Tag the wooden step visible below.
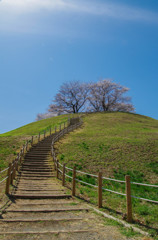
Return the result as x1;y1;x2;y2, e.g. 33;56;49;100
0;217;90;222
6;207;89;212
11;201;78;206
15;189;64;192
21;164;52;167
11;194;72;199
20;169;52;172
18;174;54;177
24;157;49;159
26;154;49;156
21;164;50;166
0;229;95;235
17;177;54;180
18;173;54;175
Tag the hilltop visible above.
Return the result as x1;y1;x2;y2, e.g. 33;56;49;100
56;112;158;183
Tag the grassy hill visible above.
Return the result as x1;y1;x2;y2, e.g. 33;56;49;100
57;112;158;182
0;112;158;237
54;112;158;237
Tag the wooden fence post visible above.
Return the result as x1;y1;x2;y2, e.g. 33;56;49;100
14;158;18;178
16;156;19;171
31;136;33;146
72;166;76;196
20;151;22;164
125;175;132;223
12;160;16;183
26;141;28;152
56;160;59;179
22;145;25;155
98;172;102;208
12;160;15;180
51;145;53;157
54;157;56;171
62;164;65;186
38;132;40;142
5;163;12;194
50;127;51;136
11;161;14;185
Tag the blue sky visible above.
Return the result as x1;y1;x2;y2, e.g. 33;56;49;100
0;0;158;133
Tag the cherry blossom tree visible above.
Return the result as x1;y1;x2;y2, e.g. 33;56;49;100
88;79;134;112
51;81;89;113
36;79;134;121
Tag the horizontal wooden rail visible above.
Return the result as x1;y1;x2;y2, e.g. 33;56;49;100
0;167;9;175
51;117;158;224
0;176;8;184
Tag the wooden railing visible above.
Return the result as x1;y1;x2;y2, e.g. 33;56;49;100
51;119;158;224
0;117;73;197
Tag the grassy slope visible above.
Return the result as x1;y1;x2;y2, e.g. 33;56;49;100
0;112;157;237
0;114;69;169
57;112;158;182
55;112;158;237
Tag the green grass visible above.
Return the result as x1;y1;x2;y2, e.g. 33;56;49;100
1;114;70;137
55;112;158;238
102;218;141;238
57;112;158;181
0;114;71;173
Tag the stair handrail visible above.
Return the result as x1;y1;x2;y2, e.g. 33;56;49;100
1;117;75;195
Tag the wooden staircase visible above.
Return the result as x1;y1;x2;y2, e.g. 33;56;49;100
0;134;129;239
11;135;71;199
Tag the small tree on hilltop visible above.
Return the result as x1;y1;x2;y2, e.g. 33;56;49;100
88;79;134;112
50;81;89;113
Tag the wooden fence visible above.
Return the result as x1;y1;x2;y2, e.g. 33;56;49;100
51;119;158;224
0;116;157;225
0;117;74;197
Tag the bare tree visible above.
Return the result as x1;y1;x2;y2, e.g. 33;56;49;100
51;81;89;113
36;79;134;120
88;79;134;112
